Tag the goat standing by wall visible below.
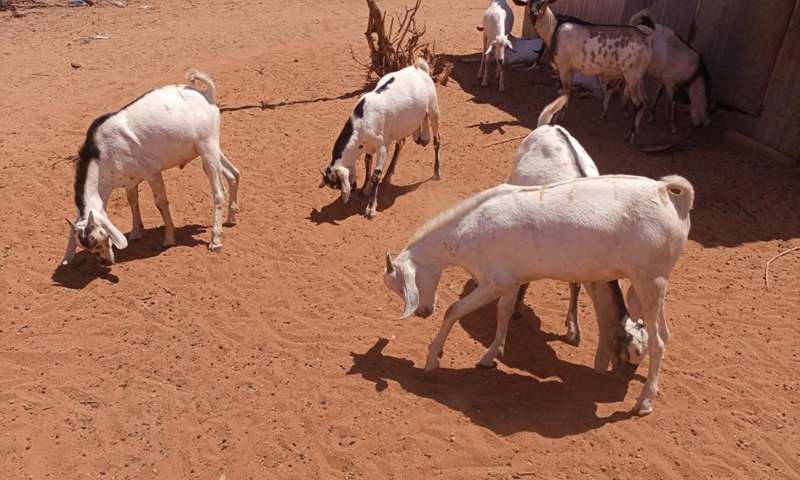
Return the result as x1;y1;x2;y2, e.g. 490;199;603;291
630;10;711;133
513;0;654;144
62;70;240;266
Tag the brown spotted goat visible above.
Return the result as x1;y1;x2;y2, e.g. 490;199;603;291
512;0;654;144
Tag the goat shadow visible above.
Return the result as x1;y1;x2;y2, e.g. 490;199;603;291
347;337;637;439
51;223;208;289
307;180;426;226
455;279;646;383
446;52;800;248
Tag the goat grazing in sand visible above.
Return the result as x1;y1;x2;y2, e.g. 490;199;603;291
384;172;693;415
62;69;240;266
506;95;648;375
513;0;654;143
320;58;441;219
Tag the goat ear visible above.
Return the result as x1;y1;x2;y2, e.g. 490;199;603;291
337;168;352;203
506;39;516;51
385;250;394;274
399;266;419;319
87;210;96;227
101;218;129;250
485;41;495;56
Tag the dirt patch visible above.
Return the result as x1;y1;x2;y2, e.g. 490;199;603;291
0;1;798;479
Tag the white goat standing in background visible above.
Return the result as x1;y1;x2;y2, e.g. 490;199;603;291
478;0;516;92
62;69;240;266
506;95;648;376
320;58;441;219
384;172;694;415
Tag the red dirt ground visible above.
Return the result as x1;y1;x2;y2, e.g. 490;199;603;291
1;1;799;479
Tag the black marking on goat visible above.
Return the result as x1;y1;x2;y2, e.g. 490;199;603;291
77;223;98;249
120;88;156;111
75;112;116;216
375;77;395;94
608;280;629;318
353;97;367;118
330;118;354;165
555;128;586;178
550;14;593;56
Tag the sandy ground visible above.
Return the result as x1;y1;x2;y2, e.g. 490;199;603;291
1;1;799;479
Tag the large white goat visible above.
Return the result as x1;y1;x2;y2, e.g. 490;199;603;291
62;69;240;266
384;174;694;415
512;0;654;143
630;10;711;132
319;58;441;219
506;95;647;375
477;0;515;91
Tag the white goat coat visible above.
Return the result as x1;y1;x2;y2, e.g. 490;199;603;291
506;125;597;186
91;86;219;190
411;176;689;286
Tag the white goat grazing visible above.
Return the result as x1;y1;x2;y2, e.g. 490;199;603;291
62;69;240;266
512;0;654;143
384;174;694;415
320;58;441;219
477;0;515;91
506;95;647;376
630;10;711;132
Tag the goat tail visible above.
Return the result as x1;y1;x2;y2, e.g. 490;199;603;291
537;94;569;128
659;175;694;218
414;57;431;75
628;8;653;27
186;69;216;105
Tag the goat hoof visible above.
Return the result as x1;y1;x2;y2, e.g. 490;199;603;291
364;208;377;220
424;357;440;372
475;361;497;370
162;238;176;249
565;331;581;347
432;172;441;181
129;231;142;241
208;241;222;252
635;398;653;416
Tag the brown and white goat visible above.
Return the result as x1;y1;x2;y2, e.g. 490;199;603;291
512;0;654;144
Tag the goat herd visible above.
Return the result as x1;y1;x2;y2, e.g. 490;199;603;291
60;0;712;416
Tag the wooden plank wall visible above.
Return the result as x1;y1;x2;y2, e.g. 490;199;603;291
741;1;800;160
692;0;794;115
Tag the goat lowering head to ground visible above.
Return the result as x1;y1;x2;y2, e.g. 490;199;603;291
62;69;240;267
384;173;694;415
629;9;711;133
319;58;441;219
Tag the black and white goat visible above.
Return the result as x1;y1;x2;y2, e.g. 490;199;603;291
62;70;240;266
630;10;711;132
512;0;654;143
477;0;516;91
319;58;441;219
